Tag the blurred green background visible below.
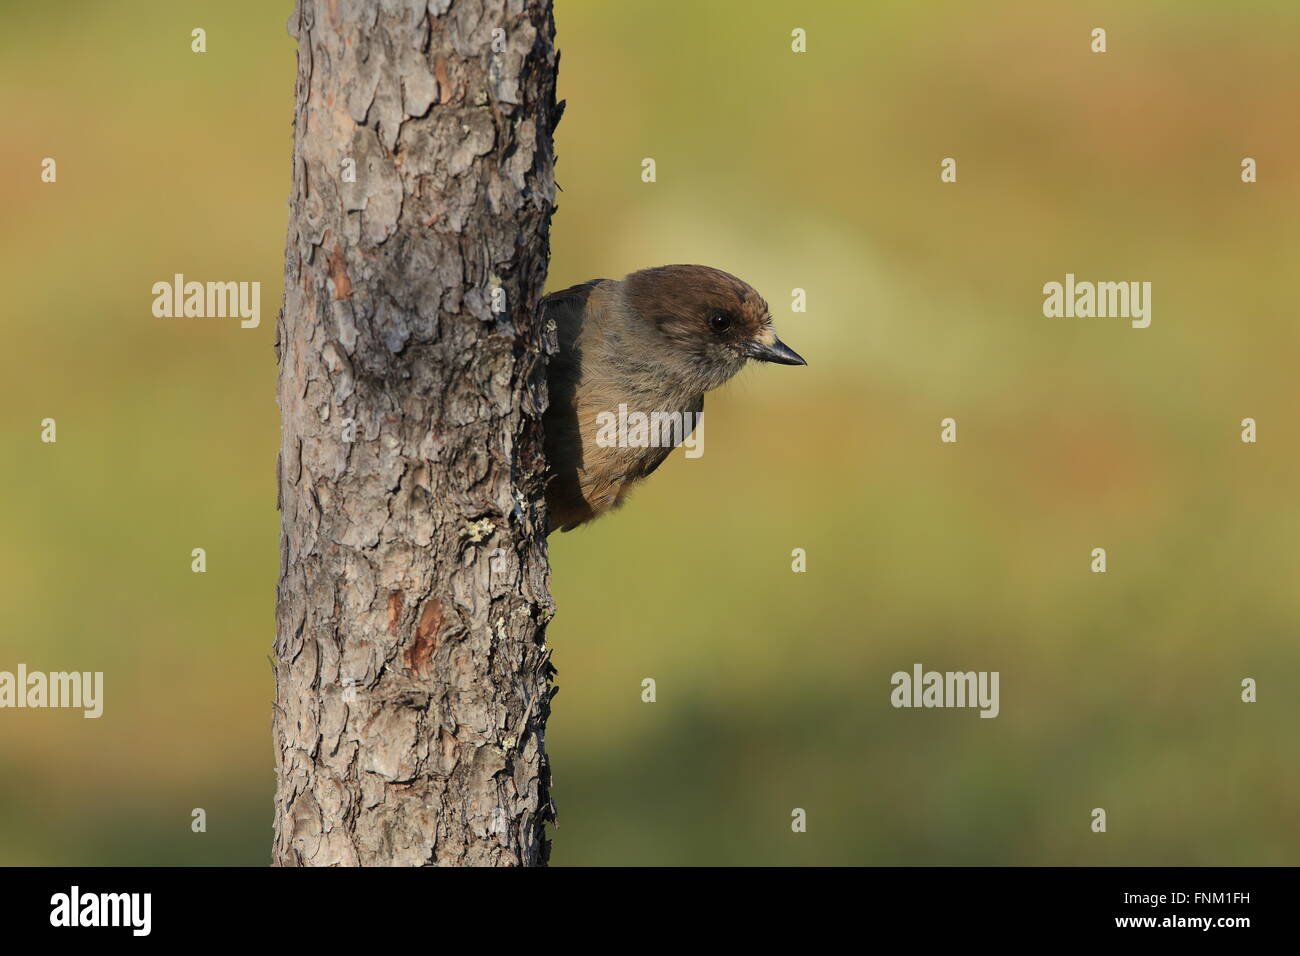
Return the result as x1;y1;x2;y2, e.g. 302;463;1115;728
2;0;1298;865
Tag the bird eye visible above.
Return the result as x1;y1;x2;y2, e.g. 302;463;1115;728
709;313;732;334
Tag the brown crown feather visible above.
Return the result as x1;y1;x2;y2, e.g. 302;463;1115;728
622;264;771;348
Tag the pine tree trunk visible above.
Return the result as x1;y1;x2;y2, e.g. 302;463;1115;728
272;0;559;867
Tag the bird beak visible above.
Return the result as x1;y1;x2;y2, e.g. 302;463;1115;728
745;336;807;366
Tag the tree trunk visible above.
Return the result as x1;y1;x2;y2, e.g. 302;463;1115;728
272;0;560;867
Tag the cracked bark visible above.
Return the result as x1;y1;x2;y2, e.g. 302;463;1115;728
273;0;560;866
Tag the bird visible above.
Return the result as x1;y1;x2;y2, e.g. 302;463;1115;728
540;264;806;533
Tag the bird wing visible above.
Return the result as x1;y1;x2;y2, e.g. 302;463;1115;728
541;279;606;368
540;278;606;421
541;280;606;532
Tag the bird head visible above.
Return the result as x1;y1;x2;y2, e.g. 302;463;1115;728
621;264;806;393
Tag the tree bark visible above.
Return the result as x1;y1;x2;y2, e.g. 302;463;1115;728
272;0;559;866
